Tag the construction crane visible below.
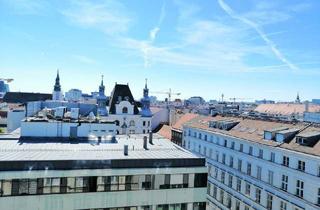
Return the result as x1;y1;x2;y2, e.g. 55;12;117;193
229;97;252;103
150;88;181;102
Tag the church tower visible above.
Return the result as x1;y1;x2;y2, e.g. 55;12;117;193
140;79;152;117
97;75;108;116
52;70;63;101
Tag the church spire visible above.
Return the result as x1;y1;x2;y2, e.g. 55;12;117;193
54;69;61;92
296;92;301;103
52;69;63;101
99;75;105;95
143;78;149;98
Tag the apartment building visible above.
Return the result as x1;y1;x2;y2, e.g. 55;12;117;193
0;117;207;210
182;115;320;210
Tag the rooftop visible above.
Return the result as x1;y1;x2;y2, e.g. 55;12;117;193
0;133;204;171
184;115;320;157
255;103;320;115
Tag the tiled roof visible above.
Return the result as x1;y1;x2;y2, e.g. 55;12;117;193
184;115;320;157
172;113;198;131
157;124;172;140
255;103;320;115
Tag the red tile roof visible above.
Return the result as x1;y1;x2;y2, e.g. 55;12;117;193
157;124;172;140
172;113;198;131
255;103;320;115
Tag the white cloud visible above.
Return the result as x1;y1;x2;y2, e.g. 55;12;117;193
72;55;97;65
217;0;299;71
1;0;48;15
62;0;131;35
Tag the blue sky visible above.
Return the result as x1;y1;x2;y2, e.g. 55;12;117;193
0;0;319;101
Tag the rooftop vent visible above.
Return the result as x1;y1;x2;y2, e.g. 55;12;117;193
209;120;239;131
263;127;288;141
124;144;128;156
296;132;320;147
143;136;148;150
149;132;153;144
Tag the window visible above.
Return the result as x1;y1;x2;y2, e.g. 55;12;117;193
245;183;250;196
255;188;261;203
244;206;249;210
239;144;243;152
258;149;263;158
228;175;233;188
221;171;225;183
267;194;273;210
204;135;207;141
236;178;241;192
296;180;304;198
281;175;288;191
203;147;207;156
198;133;202;139
283;156;289;167
235;200;240;210
257;166;262;180
194;173;207;187
248;146;253;155
270;152;275;162
226;194;232;208
222;154;226;164
143;121;146;126
224;139;227;147
280;201;287;210
215;151;219;161
268;170;274;185
229;156;234;168
297;160;305;171
122;107;128;114
318;166;320;177
213;185;217;199
129;120;135;126
247;163;251;176
238;159;242;171
220;189;224;202
231;142;235;149
214;168;218;179
317;188;320;205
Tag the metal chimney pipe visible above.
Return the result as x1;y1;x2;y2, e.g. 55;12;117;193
149;132;153;144
143;136;148;150
124;145;128;156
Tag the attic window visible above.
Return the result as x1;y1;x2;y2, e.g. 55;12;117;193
122;107;128;114
296;137;306;145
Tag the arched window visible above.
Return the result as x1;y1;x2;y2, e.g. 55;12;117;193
129;120;135;126
115;120;120;126
122;107;128;114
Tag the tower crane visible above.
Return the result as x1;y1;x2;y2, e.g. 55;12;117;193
150;88;181;102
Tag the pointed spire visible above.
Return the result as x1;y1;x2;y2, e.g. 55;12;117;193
99;74;105;95
54;69;61;92
101;75;104;86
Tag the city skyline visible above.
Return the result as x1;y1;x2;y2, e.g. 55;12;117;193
1;0;319;101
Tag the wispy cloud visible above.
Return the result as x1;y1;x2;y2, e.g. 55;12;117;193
62;0;132;35
72;54;97;65
142;2;167;68
1;0;48;15
217;0;299;71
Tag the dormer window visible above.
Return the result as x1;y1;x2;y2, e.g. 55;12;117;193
122;107;128;114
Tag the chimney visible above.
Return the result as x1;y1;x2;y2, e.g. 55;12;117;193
149;132;153;144
124;145;128;156
143;136;148;150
